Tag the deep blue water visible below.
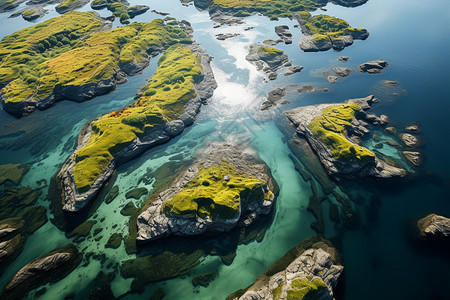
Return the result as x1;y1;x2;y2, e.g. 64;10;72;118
0;0;449;299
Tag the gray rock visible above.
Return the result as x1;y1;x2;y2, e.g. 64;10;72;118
384;80;398;86
338;56;350;62
358;60;389;73
400;133;421;148
260;87;286;110
333;67;353;77
128;5;150;18
405;123;420;132
299;35;332;52
21;7;46;21
403;151;423;166
263;39;282;46
216;33;240;40
327;75;338;83
418;214;450;238
275;25;292;44
284;65;304;76
385;126;397;135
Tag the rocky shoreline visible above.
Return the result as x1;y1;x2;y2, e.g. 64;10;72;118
56;42;217;213
285;95;406;179
136;142;277;242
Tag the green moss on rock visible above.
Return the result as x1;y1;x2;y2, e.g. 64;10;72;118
286;277;328;300
308;104;375;162
162;163;268;220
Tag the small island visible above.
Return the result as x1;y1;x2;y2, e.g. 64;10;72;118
285;95;406;179
136;142;277;242
296;12;369;52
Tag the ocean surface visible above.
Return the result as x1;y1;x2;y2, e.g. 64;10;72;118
0;0;449;299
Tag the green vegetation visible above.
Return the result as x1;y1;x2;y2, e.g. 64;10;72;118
105;233;122;248
301;12;368;41
56;0;84;13
125;187;148;199
22;9;35;16
0;13;188;114
0;164;28;185
66;220;96;237
308;104;375;162
107;2;130;24
272;283;284;299
0;12;104;103
257;46;283;58
211;0;327;20
286;277;328;300
162;163;270;220
73;42;201;193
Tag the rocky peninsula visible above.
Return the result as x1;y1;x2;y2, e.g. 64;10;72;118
227;237;343;300
0;13;191;118
57;36;217;212
136;142;277;242
417;214;450;239
285;95;406;179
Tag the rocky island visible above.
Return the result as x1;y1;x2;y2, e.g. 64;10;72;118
227;237;343;300
136;142;277;242
296;12;369;52
246;44;290;80
0;12;190;117
285;95;406;179
56;27;217;212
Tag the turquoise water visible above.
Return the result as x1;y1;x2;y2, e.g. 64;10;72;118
0;0;449;299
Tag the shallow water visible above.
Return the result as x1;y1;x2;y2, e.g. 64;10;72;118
0;0;449;299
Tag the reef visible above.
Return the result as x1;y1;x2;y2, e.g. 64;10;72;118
136;142;277;242
0;164;28;185
57;24;217;212
0;13;190;118
227;236;343;300
285;95;407;179
296;12;369;52
1;244;82;299
246;44;290;80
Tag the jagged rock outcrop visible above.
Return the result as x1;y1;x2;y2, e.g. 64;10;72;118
136;142;277;242
228;238;343;300
285;95;406;179
261;87;286;110
358;60;389;73
57;42;217;213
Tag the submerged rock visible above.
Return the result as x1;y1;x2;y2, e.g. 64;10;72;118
338;56;350;62
0;164;28;185
227;237;343;300
358;60;389;73
417;214;450;238
284;65;303;76
1;244;82;299
136;142;277;242
285;95;406;179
